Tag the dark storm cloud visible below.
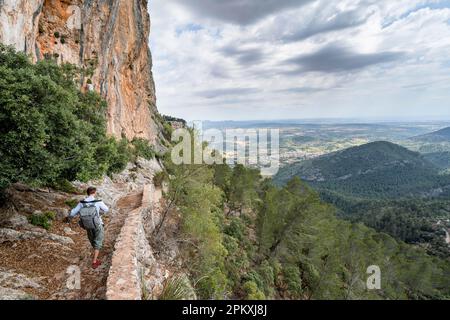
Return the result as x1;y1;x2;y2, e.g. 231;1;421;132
197;87;259;99
219;46;265;66
282;8;373;42
173;0;316;25
285;45;405;73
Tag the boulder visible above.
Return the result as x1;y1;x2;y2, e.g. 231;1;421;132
0;228;74;246
0;213;29;229
55;208;69;221
63;227;77;236
0;268;42;290
0;287;34;300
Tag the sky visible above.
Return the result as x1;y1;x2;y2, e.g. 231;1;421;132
148;0;450;121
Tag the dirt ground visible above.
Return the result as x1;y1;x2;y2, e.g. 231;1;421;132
0;189;143;300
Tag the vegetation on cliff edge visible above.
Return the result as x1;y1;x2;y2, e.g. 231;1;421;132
160;139;450;300
0;45;157;193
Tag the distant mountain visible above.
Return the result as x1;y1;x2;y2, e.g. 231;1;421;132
274;141;450;199
412;127;450;143
424;151;450;170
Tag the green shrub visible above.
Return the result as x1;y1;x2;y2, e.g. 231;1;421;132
153;171;166;187
51;179;80;194
163;122;174;140
65;199;79;208
282;265;303;299
29;211;56;230
162;115;186;126
243;271;265;291
131;138;156;160
0;45;135;191
243;281;266;300
97;137;132;175
44;211;56;221
224;218;246;241
54;32;60;38
257;260;276;298
223;235;250;290
194;267;228;300
159;274;196;300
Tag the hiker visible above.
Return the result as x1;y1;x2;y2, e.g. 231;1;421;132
68;187;109;269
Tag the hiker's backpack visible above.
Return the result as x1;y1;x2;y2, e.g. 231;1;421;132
79;200;102;230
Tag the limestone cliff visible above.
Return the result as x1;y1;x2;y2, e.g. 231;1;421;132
0;0;160;142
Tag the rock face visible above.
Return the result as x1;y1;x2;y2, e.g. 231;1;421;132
0;0;160;142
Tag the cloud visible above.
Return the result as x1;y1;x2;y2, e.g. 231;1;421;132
219;46;265;66
282;8;374;42
197;88;259;99
285;45;405;73
149;0;450;121
209;66;231;79
278;87;327;94
172;0;315;25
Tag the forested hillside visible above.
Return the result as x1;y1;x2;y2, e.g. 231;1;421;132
274;141;450;199
158;144;450;300
320;191;450;258
424;152;450;170
413;127;450;143
274;141;450;259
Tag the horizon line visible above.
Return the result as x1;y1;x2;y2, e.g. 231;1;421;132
185;117;450;123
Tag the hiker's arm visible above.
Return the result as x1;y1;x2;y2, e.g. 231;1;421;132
69;203;82;218
99;201;109;215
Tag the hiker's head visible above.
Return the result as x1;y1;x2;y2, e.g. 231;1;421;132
87;187;97;197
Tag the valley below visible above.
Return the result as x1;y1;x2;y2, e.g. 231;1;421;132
204;120;450;259
203;120;450;166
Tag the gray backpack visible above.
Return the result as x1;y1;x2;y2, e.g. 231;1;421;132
79;200;102;230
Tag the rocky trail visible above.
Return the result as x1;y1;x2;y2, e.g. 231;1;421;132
0;159;176;300
55;191;144;300
0;187;145;300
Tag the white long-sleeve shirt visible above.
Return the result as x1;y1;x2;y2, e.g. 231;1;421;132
70;196;109;225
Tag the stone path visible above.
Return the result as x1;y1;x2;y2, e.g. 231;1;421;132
0;159;164;300
52;191;143;300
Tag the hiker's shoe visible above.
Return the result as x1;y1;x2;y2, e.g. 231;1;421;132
92;260;102;269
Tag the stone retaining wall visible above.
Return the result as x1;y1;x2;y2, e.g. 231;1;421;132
105;185;155;300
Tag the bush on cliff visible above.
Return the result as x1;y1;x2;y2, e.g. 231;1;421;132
0;45;130;191
131;138;157;161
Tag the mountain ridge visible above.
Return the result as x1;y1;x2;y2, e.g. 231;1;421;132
412;127;450;143
274;141;450;198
